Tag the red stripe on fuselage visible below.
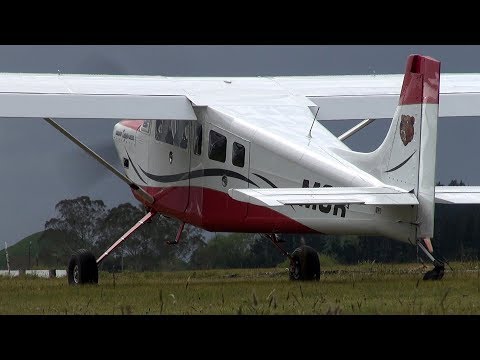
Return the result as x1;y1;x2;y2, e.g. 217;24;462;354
120;120;143;131
132;186;317;234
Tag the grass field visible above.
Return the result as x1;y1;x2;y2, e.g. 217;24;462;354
2;262;480;314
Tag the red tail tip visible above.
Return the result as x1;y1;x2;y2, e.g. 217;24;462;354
409;54;422;73
399;54;440;105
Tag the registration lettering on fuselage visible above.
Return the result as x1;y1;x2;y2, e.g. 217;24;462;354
298;179;347;218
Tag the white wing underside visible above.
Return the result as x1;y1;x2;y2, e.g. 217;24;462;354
435;186;480;204
228;187;419;207
0;73;479;119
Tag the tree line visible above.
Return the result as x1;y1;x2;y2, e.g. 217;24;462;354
38;197;204;271
31;179;480;271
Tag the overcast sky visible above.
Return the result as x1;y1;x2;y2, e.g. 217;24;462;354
1;45;479;246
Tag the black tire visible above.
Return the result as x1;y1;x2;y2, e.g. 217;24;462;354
289;245;320;281
67;249;98;285
423;265;445;281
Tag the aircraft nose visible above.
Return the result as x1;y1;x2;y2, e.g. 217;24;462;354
113;122;124;137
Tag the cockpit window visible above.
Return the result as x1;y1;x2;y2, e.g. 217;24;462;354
173;121;189;149
140;120;151;134
156;120;173;144
155;120;189;149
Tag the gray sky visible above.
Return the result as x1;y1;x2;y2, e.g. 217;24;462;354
1;45;479;246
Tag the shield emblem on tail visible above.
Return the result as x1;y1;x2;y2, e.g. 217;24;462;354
400;115;415;146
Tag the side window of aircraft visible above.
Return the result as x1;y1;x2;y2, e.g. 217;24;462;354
140;120;151;134
232;142;245;167
209;130;227;163
194;124;202;155
155;120;188;149
173;120;189;150
155;120;174;145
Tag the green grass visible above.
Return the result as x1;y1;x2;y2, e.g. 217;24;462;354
2;262;480;314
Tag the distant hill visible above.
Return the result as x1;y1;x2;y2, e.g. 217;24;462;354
0;232;43;269
0;230;72;270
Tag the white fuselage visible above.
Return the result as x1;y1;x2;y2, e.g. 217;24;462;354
113;104;418;244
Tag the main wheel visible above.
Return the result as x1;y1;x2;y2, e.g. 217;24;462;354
67;249;98;285
289;245;320;281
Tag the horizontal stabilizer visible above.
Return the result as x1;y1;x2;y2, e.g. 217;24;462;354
228;187;419;207
435;186;480;204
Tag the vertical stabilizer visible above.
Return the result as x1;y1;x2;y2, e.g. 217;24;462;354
374;54;440;238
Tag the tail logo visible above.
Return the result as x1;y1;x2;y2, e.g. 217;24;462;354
400;115;415;146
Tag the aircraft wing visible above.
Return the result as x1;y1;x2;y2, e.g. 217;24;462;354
228;187;418;207
0;73;196;120
435;186;480;204
1;72;480;120
274;73;480;120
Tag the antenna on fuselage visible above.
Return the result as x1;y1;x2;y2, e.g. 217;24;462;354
307;107;320;139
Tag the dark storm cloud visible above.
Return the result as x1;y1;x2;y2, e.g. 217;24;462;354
0;45;478;245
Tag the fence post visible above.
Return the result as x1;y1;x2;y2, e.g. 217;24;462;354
4;242;10;275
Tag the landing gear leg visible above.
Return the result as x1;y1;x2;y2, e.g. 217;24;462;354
166;222;185;245
263;234;291;259
418;239;445;281
263;234;320;281
67;210;157;285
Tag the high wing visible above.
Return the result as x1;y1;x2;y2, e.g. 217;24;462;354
228;187;418;207
435;186;480;204
0;73;479;120
0;74;196;120
275;73;480;120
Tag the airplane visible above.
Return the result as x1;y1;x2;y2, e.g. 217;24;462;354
2;53;480;284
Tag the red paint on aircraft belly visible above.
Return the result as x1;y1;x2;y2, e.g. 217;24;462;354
132;186;316;234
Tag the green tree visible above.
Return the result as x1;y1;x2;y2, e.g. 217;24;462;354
44;196;107;250
190;233;254;269
39;196;107;266
248;234;286;267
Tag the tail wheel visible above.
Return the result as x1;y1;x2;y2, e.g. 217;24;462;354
423;264;445;281
289;245;320;281
67;249;98;285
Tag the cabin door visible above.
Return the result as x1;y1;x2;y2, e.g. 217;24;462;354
201;123;251;226
147;120;191;215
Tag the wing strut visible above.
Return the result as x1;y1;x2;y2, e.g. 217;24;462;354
338;118;376;142
43;118;154;205
96;210;157;264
